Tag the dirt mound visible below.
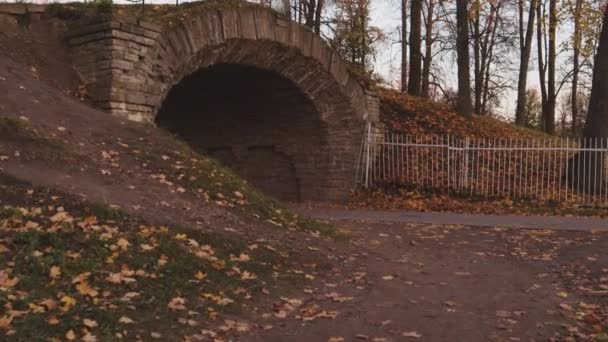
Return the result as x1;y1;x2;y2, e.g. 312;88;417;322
380;89;547;139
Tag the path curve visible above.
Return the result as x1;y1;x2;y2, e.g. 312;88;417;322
298;208;608;231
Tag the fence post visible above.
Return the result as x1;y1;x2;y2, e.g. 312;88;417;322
447;134;451;194
464;137;469;189
364;121;372;189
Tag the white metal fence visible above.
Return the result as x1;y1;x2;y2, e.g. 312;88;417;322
355;123;608;205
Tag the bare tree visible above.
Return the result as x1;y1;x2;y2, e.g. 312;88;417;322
402;0;408;92
456;0;473;116
515;0;537;126
408;0;422;95
583;5;608;138
421;0;435;97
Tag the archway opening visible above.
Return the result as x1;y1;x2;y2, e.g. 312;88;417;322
156;63;328;202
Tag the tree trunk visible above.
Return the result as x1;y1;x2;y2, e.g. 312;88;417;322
456;0;473;117
567;5;608;195
305;0;316;28
408;0;422;96
571;0;582;134
583;6;608;138
421;0;434;98
537;0;549;131
313;0;324;34
545;0;557;134
515;0;536;126
473;2;482;114
402;0;408;93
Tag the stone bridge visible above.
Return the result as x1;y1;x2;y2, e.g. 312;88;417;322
13;3;380;201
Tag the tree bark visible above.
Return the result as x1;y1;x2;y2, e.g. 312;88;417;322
537;0;549;131
402;0;408;93
515;0;537;126
566;5;608;194
421;0;434;98
571;0;582;134
545;0;557;134
583;5;608;138
473;1;482;114
456;0;473;117
408;0;422;96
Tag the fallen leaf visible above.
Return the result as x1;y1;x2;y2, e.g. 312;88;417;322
118;316;135;324
83;318;98;328
168;297;186;310
402;331;423;338
49;266;61;279
65;330;76;340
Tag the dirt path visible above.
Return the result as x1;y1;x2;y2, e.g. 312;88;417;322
297;207;608;231
246;215;608;342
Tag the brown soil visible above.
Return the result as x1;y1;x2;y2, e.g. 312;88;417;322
248;218;608;341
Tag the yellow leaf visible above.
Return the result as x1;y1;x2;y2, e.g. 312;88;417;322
60;296;77;312
195;271;207;280
174;233;188;240
167;297;186;311
76;281;99;298
118;316;135;324
65;329;76;340
72;272;91;284
50;211;72;223
116;238;130;251
40;298;57;310
157;255;168;266
0;315;13;330
140;244;155;251
402;331;423;338
49;266;61;279
82;332;97;342
28;303;46;313
83;318;98;328
241;271;257;281
0;270;19;288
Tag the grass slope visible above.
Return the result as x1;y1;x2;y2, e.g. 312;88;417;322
0;174;297;341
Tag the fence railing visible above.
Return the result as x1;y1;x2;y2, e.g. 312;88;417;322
355;123;608;205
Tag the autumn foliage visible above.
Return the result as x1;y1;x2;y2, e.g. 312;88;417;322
379;89;548;139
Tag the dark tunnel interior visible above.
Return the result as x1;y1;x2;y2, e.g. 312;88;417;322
156;63;328;201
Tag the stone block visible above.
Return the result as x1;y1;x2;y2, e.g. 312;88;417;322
274;17;289;45
200;10;224;46
297;26;314;57
311;38;331;70
238;7;256;40
0;13;18;31
221;8;240;40
253;7;274;40
0;4;26;15
137;20;162;33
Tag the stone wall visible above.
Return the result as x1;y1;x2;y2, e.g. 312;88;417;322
61;5;380;201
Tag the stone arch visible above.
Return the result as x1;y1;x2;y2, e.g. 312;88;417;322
66;4;379;201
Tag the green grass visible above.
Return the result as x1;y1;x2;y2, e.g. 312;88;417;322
0;175;293;341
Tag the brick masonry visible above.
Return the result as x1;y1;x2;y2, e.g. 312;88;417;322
10;4;380;202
